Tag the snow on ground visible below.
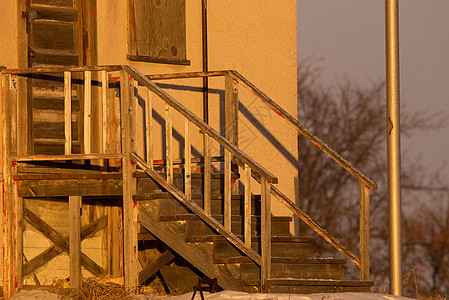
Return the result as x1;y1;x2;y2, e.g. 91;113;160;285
10;290;416;300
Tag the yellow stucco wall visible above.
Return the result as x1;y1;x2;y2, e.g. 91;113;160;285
0;2;18;68
97;0;298;216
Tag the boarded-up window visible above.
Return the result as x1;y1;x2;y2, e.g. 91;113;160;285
128;0;189;65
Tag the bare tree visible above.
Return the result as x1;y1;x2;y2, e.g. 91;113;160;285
296;60;448;297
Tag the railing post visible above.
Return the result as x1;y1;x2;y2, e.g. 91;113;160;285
84;71;92;154
165;104;173;184
64;72;72;154
244;164;252;248
261;179;271;292
145;89;154;169
225;74;238;146
224;149;232;231
360;182;370;280
185;119;192;200
120;70;138;290
69;196;82;288
204;134;211;215
101;70;109;154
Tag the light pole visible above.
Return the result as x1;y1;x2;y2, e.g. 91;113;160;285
385;0;403;295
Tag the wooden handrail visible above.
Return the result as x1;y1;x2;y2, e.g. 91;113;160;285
228;70;377;191
0;65;122;74
124;65;278;184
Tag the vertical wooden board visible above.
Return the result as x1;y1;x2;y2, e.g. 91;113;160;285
244;164;252;248
165;104;173;184
224;150;231;231
145;89;153;168
83;71;92;154
69;196;82;287
133;0;186;60
203;134;211;215
225;75;239;146
184;119;191;200
120;70;138;289
359;183;370;281
261;179;271;292
64;72;72;154
101;71;108;154
12;163;22;293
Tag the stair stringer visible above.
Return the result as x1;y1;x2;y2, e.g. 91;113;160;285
138;201;244;291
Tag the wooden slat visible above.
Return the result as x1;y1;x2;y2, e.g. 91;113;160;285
12;167;23;292
84;71;92;154
101;70;108;154
184;119;191;200
244;164;251;249
261;179;271;292
224;149;232;231
2;74;14;298
359;182;370;281
11;153;124;162
69;196;82;287
64;71;72;154
3;65;122;74
145;89;153;169
120;70;138;289
165;104;173;184
124;66;278;184
138;250;175;284
204;134;211;214
145;70;226;81
225;74;238;146
131;152;262;266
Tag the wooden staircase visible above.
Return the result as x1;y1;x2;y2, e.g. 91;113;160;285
134;171;372;293
1;65;376;298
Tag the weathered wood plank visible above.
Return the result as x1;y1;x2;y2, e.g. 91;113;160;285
145;89;153;168
11;153;123;162
359;182;370;281
64;71;72;154
244;164;251;249
14;173;121;180
84;71;92;153
30;22;75;51
121;70;139;289
69;196;81;287
101;70;108;154
18;178;123;197
165;104;173;184
224;149;232;231
261;179;271;292
138;250;175;284
184;120;191;200
203;134;211;214
225;75;238;146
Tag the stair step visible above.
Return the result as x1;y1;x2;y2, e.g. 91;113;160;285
243;279;373;293
184;216;291;240
134;191;262;216
213;236;318;259
239;258;346;281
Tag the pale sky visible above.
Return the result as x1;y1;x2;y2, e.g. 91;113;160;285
297;0;449;183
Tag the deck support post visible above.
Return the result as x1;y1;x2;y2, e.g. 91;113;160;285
261;179;271;293
69;196;82;288
121;70;138;290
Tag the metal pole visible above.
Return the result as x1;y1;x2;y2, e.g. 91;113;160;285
385;0;403;295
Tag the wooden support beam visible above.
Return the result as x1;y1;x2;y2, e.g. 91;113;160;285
184;120;191;200
69;196;82;288
23;208;105;277
225;74;238;146
121;70;138;289
360;182;370;281
261;179;271;293
165;104;173;184
64;71;72;154
203;134;211;215
23;215;107;277
84;71;92;154
244;164;252;249
145;89;153;169
138;250;175;284
101;70;109;154
224;149;231;231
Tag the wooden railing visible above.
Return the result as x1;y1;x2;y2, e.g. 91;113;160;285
1;65;376;297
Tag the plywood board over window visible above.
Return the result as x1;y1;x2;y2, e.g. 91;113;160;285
128;0;190;65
